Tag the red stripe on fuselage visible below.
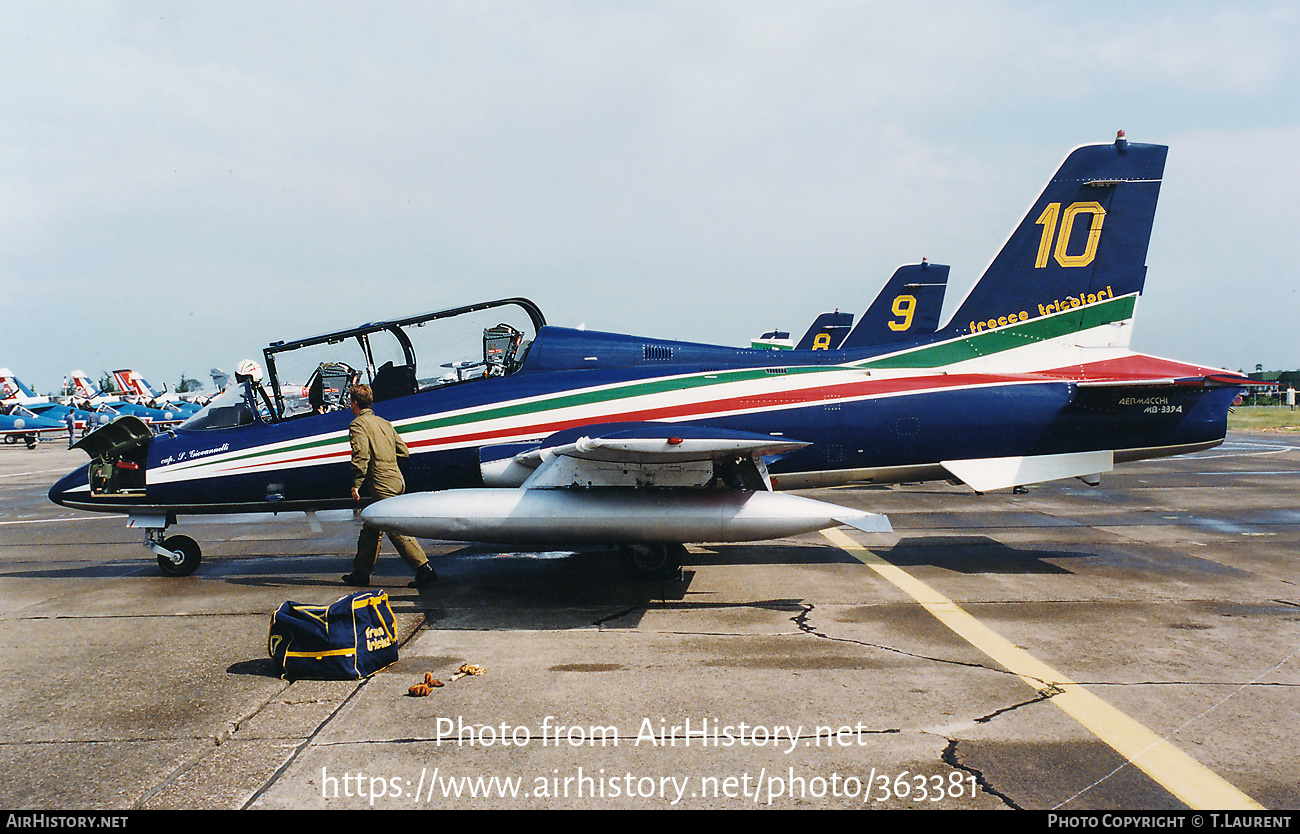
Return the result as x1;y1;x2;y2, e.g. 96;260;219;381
210;370;1026;475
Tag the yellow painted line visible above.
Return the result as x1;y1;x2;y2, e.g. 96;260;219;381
821;527;1263;810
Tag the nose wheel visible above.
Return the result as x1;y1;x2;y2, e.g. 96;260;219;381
147;531;202;577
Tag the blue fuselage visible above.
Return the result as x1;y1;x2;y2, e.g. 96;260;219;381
48;325;1237;516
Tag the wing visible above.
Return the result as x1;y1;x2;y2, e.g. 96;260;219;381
510;422;808;490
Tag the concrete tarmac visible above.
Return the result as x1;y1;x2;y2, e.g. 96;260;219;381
1;433;1296;810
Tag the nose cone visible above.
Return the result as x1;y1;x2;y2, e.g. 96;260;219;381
48;466;90;509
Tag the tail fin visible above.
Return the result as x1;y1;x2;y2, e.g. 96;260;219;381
943;134;1167;346
795;311;854;350
841;261;950;350
750;330;793;350
113;369;157;399
69;371;100;399
0;369;42;403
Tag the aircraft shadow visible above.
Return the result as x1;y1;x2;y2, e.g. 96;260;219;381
698;536;1086;575
1;545;691;630
867;536;1085;574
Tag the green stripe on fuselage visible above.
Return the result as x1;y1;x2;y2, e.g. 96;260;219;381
856;294;1137;369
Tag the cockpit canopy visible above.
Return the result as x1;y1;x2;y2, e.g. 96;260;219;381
180;298;544;430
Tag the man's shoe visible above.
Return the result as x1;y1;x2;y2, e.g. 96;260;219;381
409;565;438;588
342;571;370;587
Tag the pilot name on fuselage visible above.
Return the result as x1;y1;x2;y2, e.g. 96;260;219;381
159;443;230;466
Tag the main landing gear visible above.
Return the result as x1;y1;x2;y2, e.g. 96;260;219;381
620;543;687;581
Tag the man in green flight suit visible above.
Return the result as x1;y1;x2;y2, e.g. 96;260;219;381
341;384;437;588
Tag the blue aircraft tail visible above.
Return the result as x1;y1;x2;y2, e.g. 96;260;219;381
942;133;1167;340
840;262;950;350
795;311;854;350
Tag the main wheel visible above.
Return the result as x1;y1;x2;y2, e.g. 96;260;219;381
158;535;202;577
621;543;685;581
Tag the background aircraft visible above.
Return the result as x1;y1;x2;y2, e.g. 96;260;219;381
752;260;949;351
67;370;189;428
109;369;202;415
209;368;231;392
794;310;855;350
1;368;100;433
50;135;1250;581
1;405;66;448
749;329;794;350
1;369;41;405
839;260;949;349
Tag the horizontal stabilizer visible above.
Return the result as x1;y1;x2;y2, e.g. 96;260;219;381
942;450;1113;492
1077;374;1257;390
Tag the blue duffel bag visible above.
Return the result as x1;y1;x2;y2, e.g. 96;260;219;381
268;590;399;680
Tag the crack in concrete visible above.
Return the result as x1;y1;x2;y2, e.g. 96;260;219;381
942;738;1022;810
791;601;1068;809
789;602;1007;674
923;691;1059;810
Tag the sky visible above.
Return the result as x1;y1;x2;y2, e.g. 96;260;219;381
4;1;1298;395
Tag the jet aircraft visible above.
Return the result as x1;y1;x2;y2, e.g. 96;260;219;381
67;370;189;427
1;369;44;407
757;260;951;351
110;369;201;414
749;329;794;350
840;260;949;349
2;406;66;448
0;369;99;435
50;135;1250;580
794;310;855;351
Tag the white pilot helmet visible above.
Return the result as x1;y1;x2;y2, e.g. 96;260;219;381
235;359;264;383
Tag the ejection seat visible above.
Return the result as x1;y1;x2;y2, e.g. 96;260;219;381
371;361;417;402
307;363;358;413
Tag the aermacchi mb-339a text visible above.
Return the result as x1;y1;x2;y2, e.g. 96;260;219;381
49;133;1251;580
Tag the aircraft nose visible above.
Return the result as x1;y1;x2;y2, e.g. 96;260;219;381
48;467;89;508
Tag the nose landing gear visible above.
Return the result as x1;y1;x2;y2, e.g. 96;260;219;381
140;524;202;577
